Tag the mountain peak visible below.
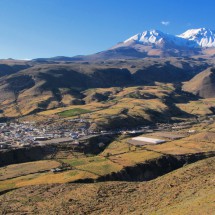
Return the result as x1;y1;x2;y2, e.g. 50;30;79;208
124;29;167;44
178;28;215;47
123;28;215;48
179;28;213;35
70;27;215;61
123;29;194;48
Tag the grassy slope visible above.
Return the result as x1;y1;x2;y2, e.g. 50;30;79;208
3;79;215;130
0;160;60;181
36;84;178;129
0;156;214;214
0;57;210;123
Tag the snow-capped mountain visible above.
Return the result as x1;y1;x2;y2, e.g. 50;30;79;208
178;28;215;47
124;30;168;44
123;28;215;48
124;29;195;47
63;28;215;61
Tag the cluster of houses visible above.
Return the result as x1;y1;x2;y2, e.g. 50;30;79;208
0;114;213;151
0;120;153;150
0;119;90;150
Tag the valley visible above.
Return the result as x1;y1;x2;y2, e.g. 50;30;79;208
0;112;215;194
0;27;215;214
0;126;215;214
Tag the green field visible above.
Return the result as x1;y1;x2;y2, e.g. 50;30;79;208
62;156;123;176
58;108;91;117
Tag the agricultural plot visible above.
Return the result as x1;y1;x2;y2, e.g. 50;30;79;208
0;160;60;181
108;150;161;166
58;108;91;117
0;170;97;192
62;156;123;176
38;102;107;116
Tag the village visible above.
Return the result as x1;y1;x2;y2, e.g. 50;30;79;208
0;118;90;150
0;114;214;151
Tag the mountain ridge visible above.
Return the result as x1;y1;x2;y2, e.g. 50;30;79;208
123;28;215;48
123;29;196;48
32;28;215;62
179;28;215;47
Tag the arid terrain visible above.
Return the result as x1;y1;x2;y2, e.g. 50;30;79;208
0;116;215;214
1;0;215;213
0;56;215;214
0;156;214;215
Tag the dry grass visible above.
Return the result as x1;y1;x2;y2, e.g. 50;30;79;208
145;131;215;155
1;156;214;215
77;160;123;176
0;160;60;180
176;99;215;115
0;170;97;192
62;156;123;176
86;97;168;128
109;150;161;166
16;170;97;187
17;84;173;126
101;138;131;156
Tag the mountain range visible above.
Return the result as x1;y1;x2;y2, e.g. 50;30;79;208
1;26;215;215
124;28;215;48
103;28;215;60
34;28;215;62
0;27;215;120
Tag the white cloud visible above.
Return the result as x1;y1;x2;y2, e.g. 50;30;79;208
161;21;170;26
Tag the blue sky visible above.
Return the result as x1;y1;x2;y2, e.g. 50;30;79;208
0;0;214;59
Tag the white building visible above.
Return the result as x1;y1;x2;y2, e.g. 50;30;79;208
128;136;166;146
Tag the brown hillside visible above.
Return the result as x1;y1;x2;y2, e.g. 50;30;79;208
183;67;215;98
0;58;207;119
0;156;214;214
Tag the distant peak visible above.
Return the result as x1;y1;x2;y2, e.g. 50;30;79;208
179;28;214;36
124;29;169;45
123;28;215;48
179;28;215;47
144;29;163;34
123;29;191;47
